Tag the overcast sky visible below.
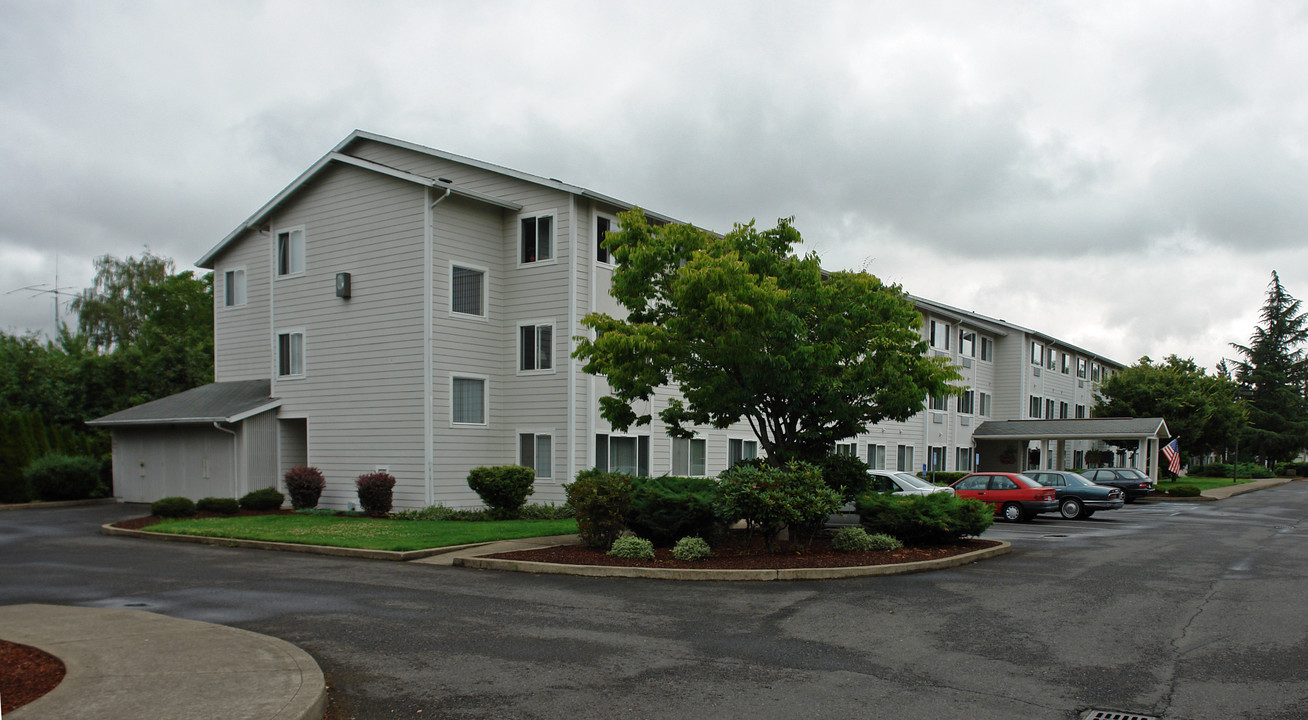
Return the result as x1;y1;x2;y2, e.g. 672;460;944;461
3;0;1307;371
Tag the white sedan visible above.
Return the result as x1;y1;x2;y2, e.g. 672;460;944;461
866;470;955;496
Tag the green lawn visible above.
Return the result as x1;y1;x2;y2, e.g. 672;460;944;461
1161;476;1265;491
144;514;578;552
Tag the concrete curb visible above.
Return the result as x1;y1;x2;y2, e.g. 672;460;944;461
0;498;119;512
100;523;494;561
453;540;1011;581
0;603;325;720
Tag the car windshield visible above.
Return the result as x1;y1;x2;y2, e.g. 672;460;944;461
896;473;938;489
1012;474;1039;488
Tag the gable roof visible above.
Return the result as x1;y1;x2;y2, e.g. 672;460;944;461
972;417;1170;440
87;380;279;427
912;295;1123;369
197;130;683;269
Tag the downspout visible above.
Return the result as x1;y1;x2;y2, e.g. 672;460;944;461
568;196;579;486
425;185;452;507
213;421;239;498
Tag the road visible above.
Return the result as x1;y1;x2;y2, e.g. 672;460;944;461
2;485;1306;720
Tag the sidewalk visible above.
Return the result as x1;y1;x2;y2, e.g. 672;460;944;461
1200;476;1296;499
0;604;325;720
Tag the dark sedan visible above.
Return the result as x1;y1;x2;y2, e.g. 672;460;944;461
1025;470;1125;519
1081;467;1155;503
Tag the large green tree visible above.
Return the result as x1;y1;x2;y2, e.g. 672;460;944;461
574;210;960;464
1230;271;1308;464
1094;354;1244;462
70;251;173;350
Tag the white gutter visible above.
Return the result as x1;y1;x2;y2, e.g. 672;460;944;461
425;187;451;506
568;195;579;484
212;421;239;497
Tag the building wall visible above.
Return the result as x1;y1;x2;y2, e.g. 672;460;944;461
111;426;236;503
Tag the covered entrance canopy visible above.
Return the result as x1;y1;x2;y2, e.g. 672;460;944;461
971;417;1171;482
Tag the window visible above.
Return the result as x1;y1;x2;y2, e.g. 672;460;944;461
519;322;553;372
596;215;618;265
1046;398;1055;420
1031;341;1044;366
1073;450;1085;468
1059;401;1069;419
1029;395;1042;418
451;265;486;317
672;437;707;476
276;228;304;276
1061;352;1070;374
927;446;947;472
1077;358;1088;378
958;390;975;414
834;442;857;457
520;214;554;264
956;448;973;472
728;438;758;467
1047;349;1056;370
519;433;552;479
277;331;304;377
868;444;886;470
224;268;246;307
980;337;993;362
452;376;486;425
930;321;950;350
959;331;976;357
897;445;915;473
1092;363;1101;382
1076;404;1087;419
595;434;649;476
978;392;991;416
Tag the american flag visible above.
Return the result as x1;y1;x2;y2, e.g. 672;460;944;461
1162;438;1181;474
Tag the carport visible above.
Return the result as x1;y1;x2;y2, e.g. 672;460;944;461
971;417;1171;482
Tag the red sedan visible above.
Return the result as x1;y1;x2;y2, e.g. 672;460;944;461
950;472;1059;522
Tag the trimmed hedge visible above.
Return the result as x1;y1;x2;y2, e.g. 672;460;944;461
854;492;994;545
23;453;102;501
356;472;396;517
1167;484;1202;497
239;487;285;511
917;471;966;485
564;469;633;549
625;475;719;546
831;526;903;552
284;466;326;510
196;497;240;514
151;496;196;518
467;465;536;518
1192;462;1274;479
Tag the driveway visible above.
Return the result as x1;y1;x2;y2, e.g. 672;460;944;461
2;485;1307;720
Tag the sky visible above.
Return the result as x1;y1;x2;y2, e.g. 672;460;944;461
3;0;1307;371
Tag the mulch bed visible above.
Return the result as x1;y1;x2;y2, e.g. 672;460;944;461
0;639;66;714
488;533;1000;570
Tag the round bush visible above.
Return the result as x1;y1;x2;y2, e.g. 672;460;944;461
239;487;286;511
356;472;396;517
831;526;876;551
671;536;711;561
607;535;655;560
196;497;239;514
564;469;633;549
23;454;101;501
467;465;536;517
151;496;196;518
813;453;873;501
865;532;904;551
1167;484;1202;497
283;466;326;510
625;475;720;546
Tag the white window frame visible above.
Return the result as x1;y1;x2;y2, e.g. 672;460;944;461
517;320;555;374
1061;352;1071;374
834;441;857;457
959;330;976;358
958;389;975;415
1046;398;1056;419
1076;404;1087;419
728;438;758;467
450;374;489;427
223;267;247;308
275;226;305;277
1030;395;1043;418
956;447;973;472
595;433;649;477
1059;401;1070;419
897;445;915;473
929;394;947;411
276;329;305;379
979;391;992;417
450;261;488;320
518;431;553;479
1077;357;1088;378
595;212;619;266
929;321;951;351
1031;341;1044;366
980;337;993;362
868;444;886;470
518;211;556;266
671;436;708;477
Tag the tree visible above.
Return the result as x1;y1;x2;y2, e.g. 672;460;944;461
1230;271;1308;464
574;210;960;464
1094;354;1244;463
70;251;173;350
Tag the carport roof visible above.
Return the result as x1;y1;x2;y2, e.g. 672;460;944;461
87;380;279;427
972;417;1169;440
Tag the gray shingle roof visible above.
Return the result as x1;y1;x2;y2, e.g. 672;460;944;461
87;380;278;426
972;417;1169;439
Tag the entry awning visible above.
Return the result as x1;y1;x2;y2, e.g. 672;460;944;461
87;380;280;427
972;417;1169;441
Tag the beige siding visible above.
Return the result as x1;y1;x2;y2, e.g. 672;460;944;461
213;230;271;381
240;410;279;494
111;426;236;503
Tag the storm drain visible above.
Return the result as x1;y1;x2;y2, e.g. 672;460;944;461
1081;711;1158;720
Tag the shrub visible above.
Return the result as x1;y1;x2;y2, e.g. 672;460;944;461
855;492;993;545
283;466;326;510
865;532;904;551
151;496;196;518
831;526;874;551
671;536;711;561
714;461;842;550
355;472;396;517
813;453;873;502
1167;484;1202;497
23;454;101;501
1193;462;1274;479
1275;461;1308;477
918;471;967;485
625;475;720;546
518;502;574;520
564;469;633;549
238;487;286;511
607;535;655;559
467;465;536;518
196;497;240;514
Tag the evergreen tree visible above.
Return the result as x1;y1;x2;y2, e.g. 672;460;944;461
1230;271;1308;464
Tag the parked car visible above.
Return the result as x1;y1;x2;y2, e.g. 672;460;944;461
866;470;955;496
949;472;1059;522
1024;470;1125;519
1080;467;1155;503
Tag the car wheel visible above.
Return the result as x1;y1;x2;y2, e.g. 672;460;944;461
1059;498;1084;520
1083;510;1095;519
1123;494;1135;504
1002;503;1025;522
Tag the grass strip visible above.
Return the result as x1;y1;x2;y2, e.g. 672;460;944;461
1158;476;1263;491
145;514;578;552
